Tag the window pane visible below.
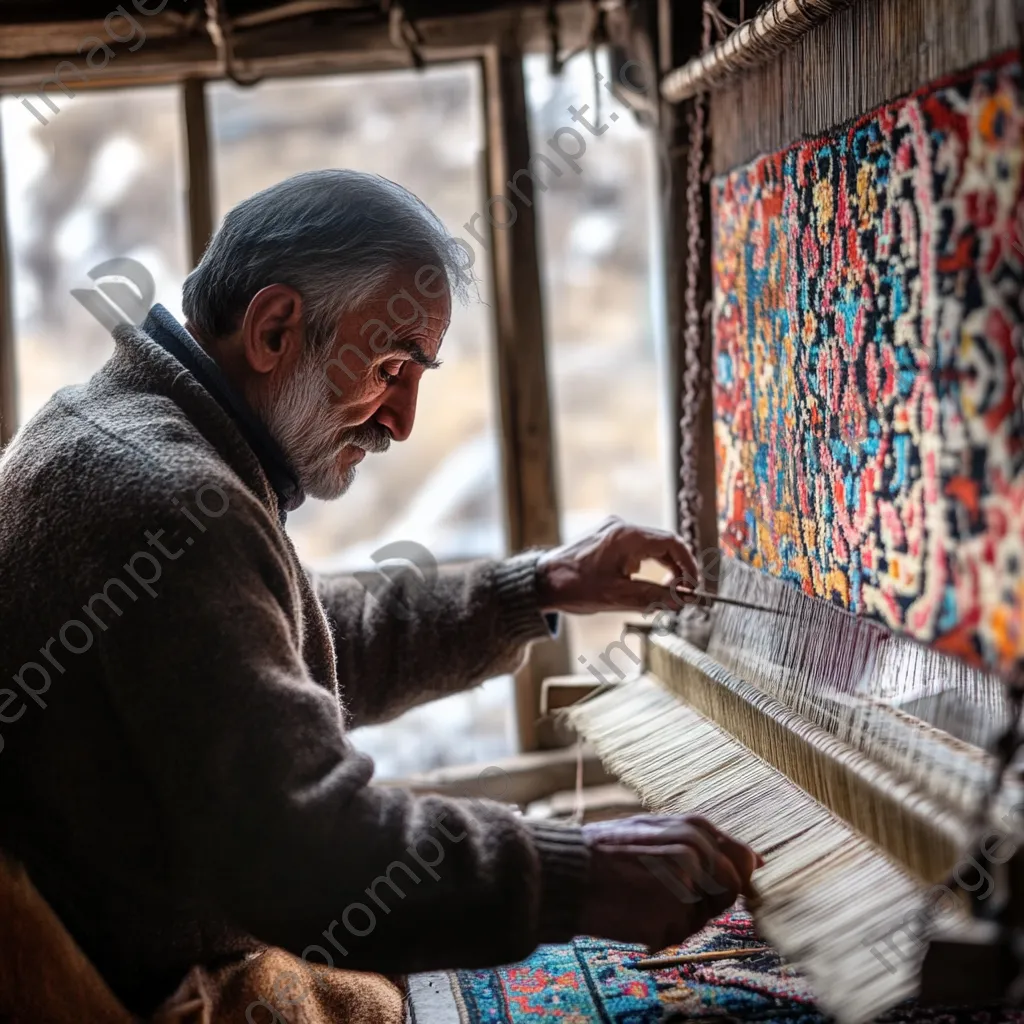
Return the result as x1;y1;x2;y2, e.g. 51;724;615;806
2;87;189;426
208;65;504;572
208;65;513;775
346;675;516;779
525;52;671;669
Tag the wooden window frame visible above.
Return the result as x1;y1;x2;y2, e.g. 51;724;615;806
182;78;215;269
478;45;571;750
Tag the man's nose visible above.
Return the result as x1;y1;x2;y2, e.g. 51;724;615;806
374;377;419;443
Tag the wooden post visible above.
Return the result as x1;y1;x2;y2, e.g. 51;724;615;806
182;78;215;268
657;1;718;578
479;46;570;750
0;105;17;447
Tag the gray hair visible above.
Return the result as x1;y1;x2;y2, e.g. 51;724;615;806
182;169;470;347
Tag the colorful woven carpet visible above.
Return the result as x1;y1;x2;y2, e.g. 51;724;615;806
415;908;1024;1023
711;53;1024;675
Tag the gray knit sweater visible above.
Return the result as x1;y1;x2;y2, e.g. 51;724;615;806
0;322;590;1012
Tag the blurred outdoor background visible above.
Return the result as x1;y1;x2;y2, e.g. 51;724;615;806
1;53;670;775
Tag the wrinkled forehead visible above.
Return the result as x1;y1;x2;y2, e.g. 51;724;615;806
379;266;452;328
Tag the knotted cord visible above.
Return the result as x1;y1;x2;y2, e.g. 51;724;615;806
677;2;714;552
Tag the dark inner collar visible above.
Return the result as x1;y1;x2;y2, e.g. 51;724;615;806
141;304;305;518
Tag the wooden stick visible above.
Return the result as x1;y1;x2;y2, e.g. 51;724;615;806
632;946;768;969
674;588;786;615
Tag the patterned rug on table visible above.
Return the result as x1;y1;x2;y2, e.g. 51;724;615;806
406;908;1024;1024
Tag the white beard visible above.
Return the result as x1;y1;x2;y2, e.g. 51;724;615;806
251;348;359;501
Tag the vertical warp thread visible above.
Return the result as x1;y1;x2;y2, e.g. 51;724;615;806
571;737;585;825
661;0;859;103
705;558;1012;814
707;0;1018;173
565;675;932;1024
678;4;714;551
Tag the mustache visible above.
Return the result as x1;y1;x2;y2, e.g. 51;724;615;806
339;422;392;454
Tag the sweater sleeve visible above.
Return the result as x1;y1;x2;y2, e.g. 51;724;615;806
312;553;556;727
96;482;590;974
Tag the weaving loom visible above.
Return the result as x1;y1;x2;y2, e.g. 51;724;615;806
569;0;1024;1019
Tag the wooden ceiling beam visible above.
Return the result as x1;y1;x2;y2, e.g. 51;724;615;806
0;10;202;61
0;2;592;89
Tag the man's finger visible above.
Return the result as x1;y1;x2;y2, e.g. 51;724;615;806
634;531;699;582
619;841;742;902
666;838;744;905
647;818;761;896
714;835;763;893
639;849;742;917
606;524;698;582
672;825;720;870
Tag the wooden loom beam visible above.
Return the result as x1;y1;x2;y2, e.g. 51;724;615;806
648;633;972;882
660;0;860;103
703;0;1021;173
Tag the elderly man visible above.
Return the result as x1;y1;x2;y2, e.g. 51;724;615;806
0;170;757;1017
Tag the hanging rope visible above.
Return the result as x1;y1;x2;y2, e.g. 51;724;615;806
204;0;263;87
385;1;425;69
588;0;606;127
676;3;714;553
704;0;740;41
546;0;564;76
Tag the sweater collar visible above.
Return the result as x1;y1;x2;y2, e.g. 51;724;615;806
141;304;305;519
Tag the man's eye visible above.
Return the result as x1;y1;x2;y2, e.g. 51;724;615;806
378;362;403;384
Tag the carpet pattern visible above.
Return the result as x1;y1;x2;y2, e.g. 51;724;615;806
711;53;1024;675
445;909;1024;1022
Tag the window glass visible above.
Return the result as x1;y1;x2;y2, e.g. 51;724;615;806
348;679;515;780
2;87;189;426
524;51;672;672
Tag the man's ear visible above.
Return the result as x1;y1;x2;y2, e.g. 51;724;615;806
240;284;306;375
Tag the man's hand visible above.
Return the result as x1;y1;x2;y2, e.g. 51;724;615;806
578;814;762;950
536;516;700;614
